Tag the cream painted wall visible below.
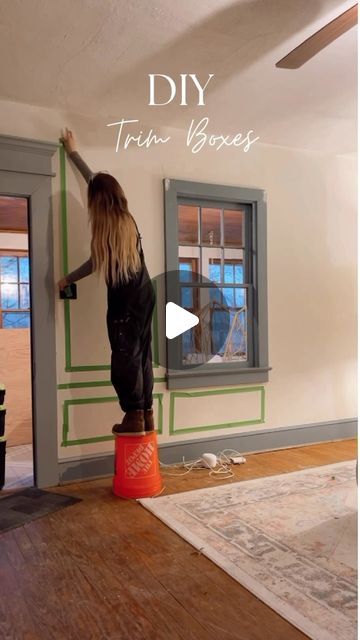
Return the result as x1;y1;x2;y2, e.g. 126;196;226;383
0;98;356;462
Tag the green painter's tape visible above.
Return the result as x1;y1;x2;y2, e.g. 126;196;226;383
57;376;165;390
64;300;72;372
170;385;262;398
58;146;161;374
65;435;115;446
61;396;118;447
61;392;164;446
58;381;113;390
260;386;265;421
169;385;265;435
156;393;164;435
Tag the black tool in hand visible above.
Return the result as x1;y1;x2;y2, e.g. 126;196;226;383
59;283;77;300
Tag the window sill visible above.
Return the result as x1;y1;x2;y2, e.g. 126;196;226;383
166;366;272;389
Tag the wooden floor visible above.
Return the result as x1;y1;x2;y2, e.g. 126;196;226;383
0;439;357;640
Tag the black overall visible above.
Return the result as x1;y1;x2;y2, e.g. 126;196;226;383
106;236;155;413
65;151;155;413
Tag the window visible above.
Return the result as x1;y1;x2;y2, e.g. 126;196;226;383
0;252;30;328
177;203;250;365
164;179;269;388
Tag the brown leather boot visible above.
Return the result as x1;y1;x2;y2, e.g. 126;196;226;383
144;409;155;432
112;410;145;436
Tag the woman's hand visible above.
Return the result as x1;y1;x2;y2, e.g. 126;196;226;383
57;277;69;291
60;128;77;154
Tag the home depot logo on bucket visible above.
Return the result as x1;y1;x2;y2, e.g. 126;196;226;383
125;441;156;478
113;431;162;499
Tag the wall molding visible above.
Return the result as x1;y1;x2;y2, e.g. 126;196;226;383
57;417;357;484
0;135;58;176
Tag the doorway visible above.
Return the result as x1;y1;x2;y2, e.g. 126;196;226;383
0;195;33;490
0;134;59;489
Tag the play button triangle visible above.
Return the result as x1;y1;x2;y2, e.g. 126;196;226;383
166;302;199;340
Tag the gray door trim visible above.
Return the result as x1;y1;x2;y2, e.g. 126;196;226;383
0;135;59;487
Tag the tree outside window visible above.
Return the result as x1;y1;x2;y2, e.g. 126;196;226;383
0;253;30;329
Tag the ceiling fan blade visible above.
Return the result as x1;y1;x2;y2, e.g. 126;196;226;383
276;4;358;69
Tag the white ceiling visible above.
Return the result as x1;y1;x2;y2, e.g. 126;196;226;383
0;0;357;152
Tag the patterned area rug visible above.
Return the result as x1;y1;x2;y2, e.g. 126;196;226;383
0;487;81;533
141;460;357;640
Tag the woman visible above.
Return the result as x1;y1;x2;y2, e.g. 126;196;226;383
59;129;155;436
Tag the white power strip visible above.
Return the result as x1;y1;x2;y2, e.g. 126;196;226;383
230;456;246;464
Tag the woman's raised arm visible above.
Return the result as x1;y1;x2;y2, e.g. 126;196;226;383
60;128;94;184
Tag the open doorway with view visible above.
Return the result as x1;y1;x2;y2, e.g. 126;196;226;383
0;135;58;490
0;195;33;490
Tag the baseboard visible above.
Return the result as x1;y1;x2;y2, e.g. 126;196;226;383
57;417;357;484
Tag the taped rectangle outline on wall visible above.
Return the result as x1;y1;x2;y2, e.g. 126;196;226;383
59;145;161;374
61;392;163;446
169;386;265;435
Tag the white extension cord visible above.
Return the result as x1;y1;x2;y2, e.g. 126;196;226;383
144;450;248;498
229;456;247;464
159;449;247;479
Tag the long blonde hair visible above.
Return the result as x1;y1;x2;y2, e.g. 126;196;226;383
88;172;141;285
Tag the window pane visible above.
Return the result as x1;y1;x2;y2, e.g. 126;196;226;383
211;308;232;357
208;263;221;283
201;208;221;245
224;209;244;247
180;286;247;365
181;287;194;309
235;288;246;307
182;330;195;363
222;287;235;308
0;256;18;283
182;286;228;365
235;264;243;283
224;263;234;283
20;284;30;309
179;262;193;283
19;257;29;282
178;205;199;245
209;287;221;304
1;283;18;309
178;251;200;281
3;312;30;329
221;289;248;362
224;250;244;283
202;247;221;283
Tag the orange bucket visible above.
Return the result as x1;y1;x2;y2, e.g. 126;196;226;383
113;430;162;499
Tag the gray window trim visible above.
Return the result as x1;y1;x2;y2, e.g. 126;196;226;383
163;178;271;389
0;134;58;487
